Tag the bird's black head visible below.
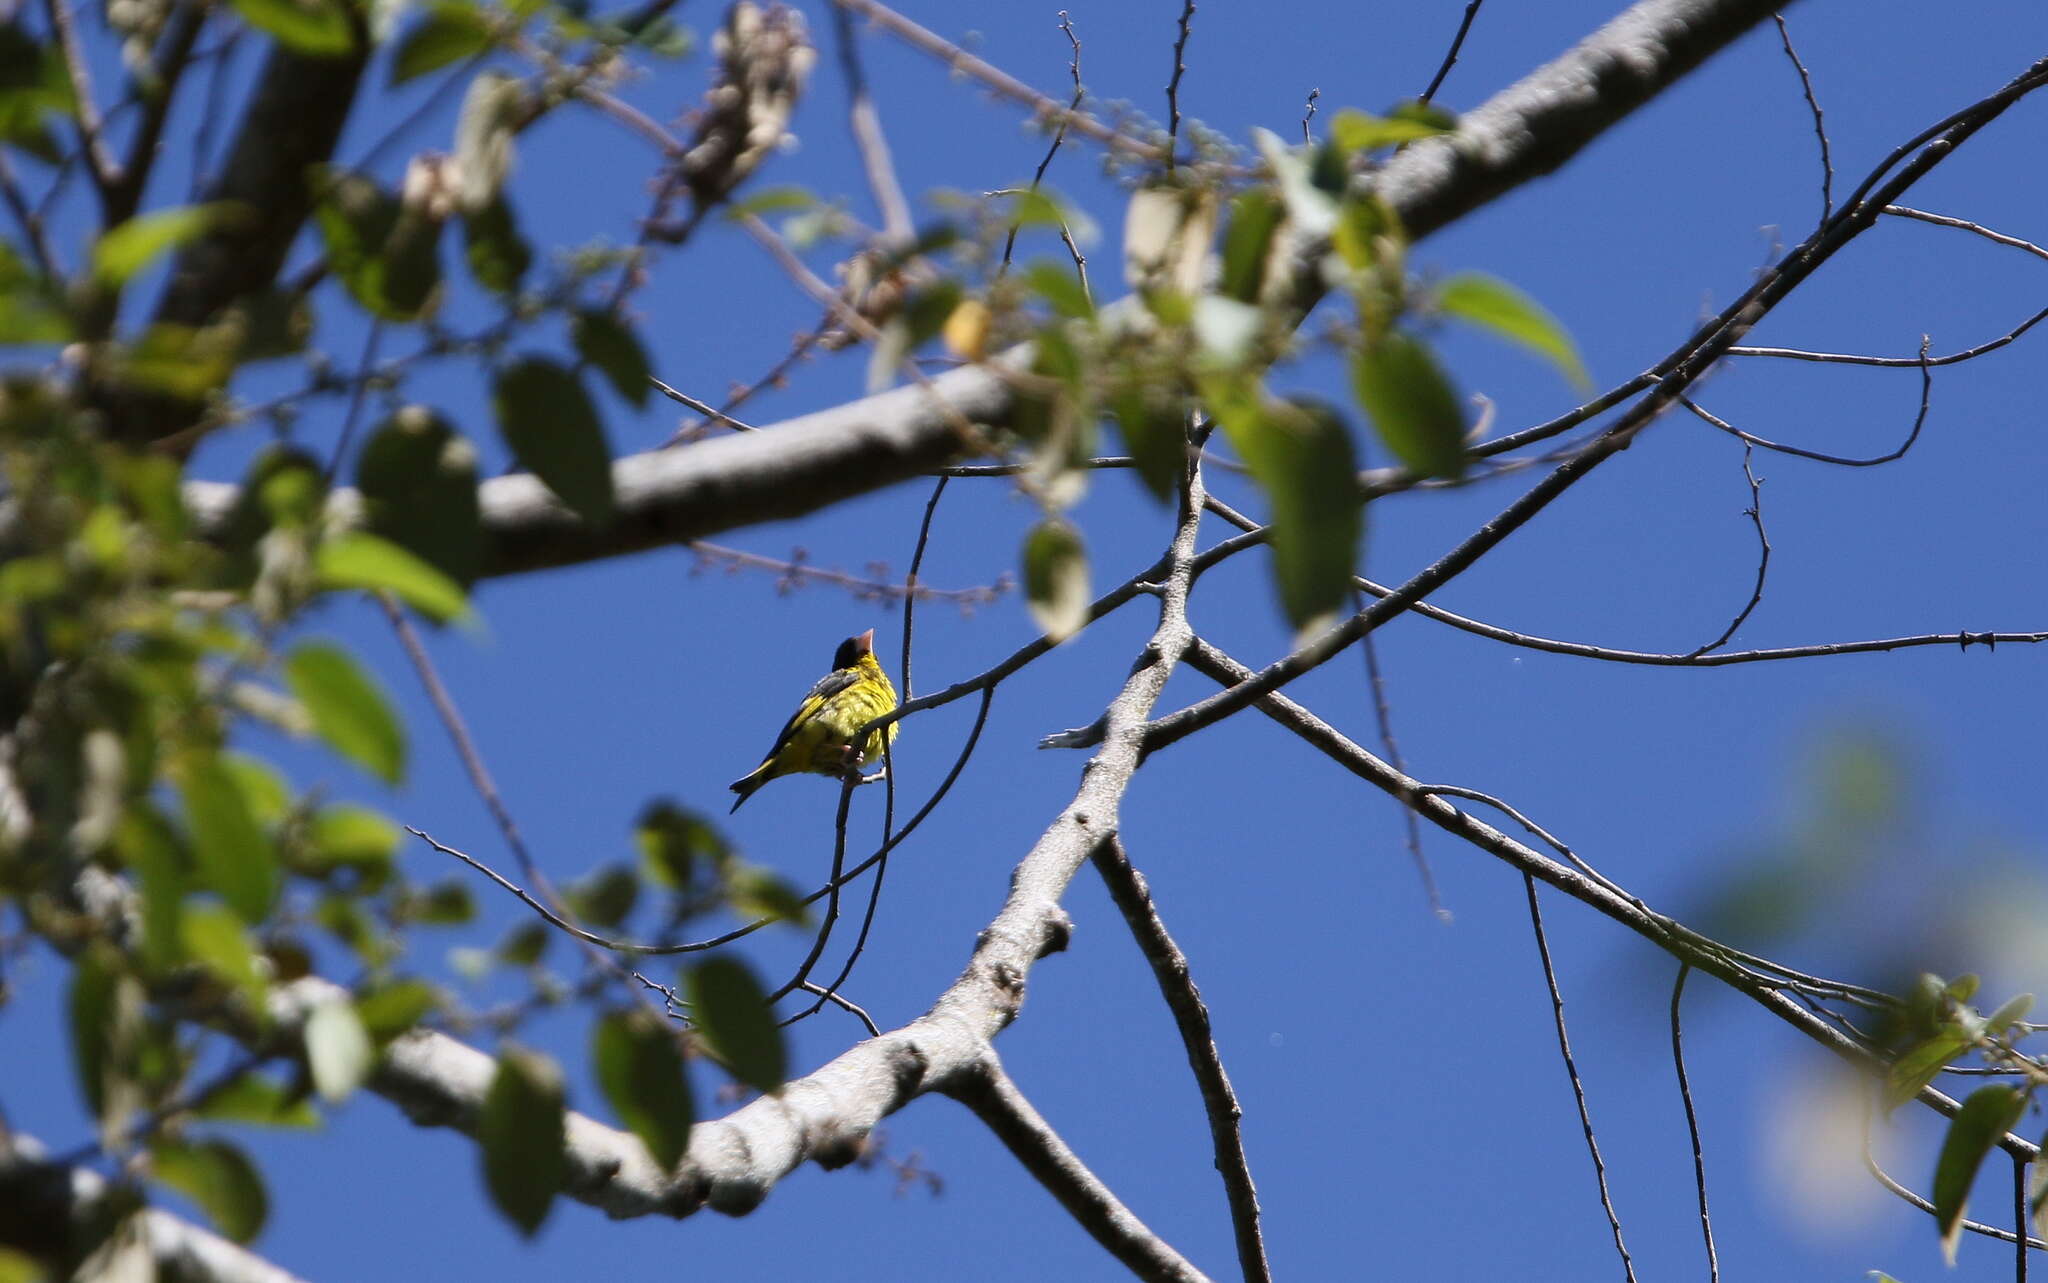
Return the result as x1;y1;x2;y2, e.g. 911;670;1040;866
832;629;875;670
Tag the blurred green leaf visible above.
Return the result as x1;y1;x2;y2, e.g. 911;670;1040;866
306;804;399;875
593;1008;696;1169
92;205;244;287
116;807;190;973
356;407;484;586
316;531;471;623
494;356;615;525
312;170;441;322
150;1139;269;1243
1212;391;1363;634
179;902;268;1012
729;186;815;217
566;863;639;928
1328;106;1455;154
229;0;357;54
1933;1085;2026;1263
283;641;406;784
635;800;728;890
177;754;277;923
495;920;550;967
305;996;375;1102
195;1075;320;1128
70;944;122;1120
1435;272;1590;391
1351;330;1464;479
1218;189;1285;304
1022;518;1089;643
573;310;652;409
1885;1030;1975;1113
390;4;490;83
356;978;439;1044
1108;384;1185;504
686;956;785;1094
1192;295;1262;370
1253;128;1335;240
480;1045;567;1236
403;879;476;926
1023;261;1092;320
727;865;808;927
462;195;532;295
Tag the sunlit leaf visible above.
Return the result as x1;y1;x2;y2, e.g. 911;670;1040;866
1218;189;1285;304
179;902;268;1012
356;978;440;1044
195;1075;320;1128
315;531;471;623
150;1139;269;1243
305;996;375;1102
1351;330;1465;479
1884;1030;1974;1113
306;804;399;875
727;865;808;927
686;957;785;1095
228;0;357;56
593;1008;696;1169
1212;391;1363;634
1022;518;1089;643
1328;106;1456;154
1435;272;1590;391
93;204;245;286
494;356;615;525
480;1045;566;1235
177;754;277;923
390;4;491;83
283;641;406;784
1023;261;1092;320
1933;1085;2027;1263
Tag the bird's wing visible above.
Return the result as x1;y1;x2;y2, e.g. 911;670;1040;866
751;668;861;767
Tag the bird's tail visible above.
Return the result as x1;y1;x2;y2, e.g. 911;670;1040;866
728;763;771;813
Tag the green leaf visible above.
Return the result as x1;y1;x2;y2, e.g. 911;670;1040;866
1253;128;1335;240
0;241;69;342
177;755;277;923
69;944;122;1120
229;0;356;53
150;1139;269;1243
1885;1031;1975;1113
311;170;440;322
283;641;407;784
116;807;190;974
592;1008;696;1169
495;920;550;967
1328;106;1456;154
1933;1085;2027;1264
356;978;440;1044
1022;518;1089;643
494;357;615;524
1351;330;1465;479
306;803;400;874
304;996;375;1102
729;186;816;218
93;204;244;286
1435;272;1590;391
179;902;268;1012
565;864;639;928
1987;993;2033;1036
195;1075;320;1128
316;531;471;623
727;865;809;927
1212;391;1364;634
1218;189;1285;304
686;956;786;1095
390;4;490;83
355;407;484;586
1109;384;1186;504
572;310;652;409
405;878;476;925
480;1045;567;1236
462;196;532;295
635;800;728;890
1023;261;1093;320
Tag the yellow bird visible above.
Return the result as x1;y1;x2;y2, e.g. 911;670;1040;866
728;629;899;813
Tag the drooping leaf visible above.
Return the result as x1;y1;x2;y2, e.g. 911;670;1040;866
315;531;471;623
355;407;484;585
176;754;277;923
390;4;491;83
150;1139;269;1243
462;195;532;295
1435;272;1591;391
572;310;652;408
227;0;357;56
493;356;615;524
686;956;785;1095
1932;1085;2027;1264
1218;189;1285;304
1212;391;1363;634
1885;1029;1976;1113
593;1008;696;1169
1108;383;1187;504
480;1045;567;1236
304;995;375;1102
1022;518;1089;643
1351;330;1465;479
283;641;406;784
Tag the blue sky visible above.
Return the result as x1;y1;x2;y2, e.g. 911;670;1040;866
11;0;2048;1278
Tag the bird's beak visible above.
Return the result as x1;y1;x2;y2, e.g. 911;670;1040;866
855;628;875;654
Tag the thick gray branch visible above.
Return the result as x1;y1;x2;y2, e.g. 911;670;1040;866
179;0;1785;574
0;1133;312;1283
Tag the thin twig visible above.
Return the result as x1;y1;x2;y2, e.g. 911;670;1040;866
1092;838;1268;1283
1681;343;1932;466
1728;308;2048;366
0;151;58;277
1773;14;1833;223
998;13;1084;277
650;376;758;431
1686;443;1769;657
1164;0;1195;169
768;778;859;1005
1420;1;1484;104
1299;87;1319;144
687;538;1006;609
1524;873;1637;1282
1353;604;1445;920
832;2;914;244
324;321;383;485
1885;204;2048;262
1670;965;1721;1283
1862;1107;2048;1249
45;0;118;201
